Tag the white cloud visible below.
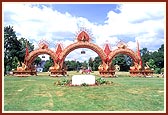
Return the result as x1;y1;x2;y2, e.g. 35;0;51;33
127;41;137;51
65;48;98;62
3;3;165;61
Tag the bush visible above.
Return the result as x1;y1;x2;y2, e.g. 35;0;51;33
96;78;113;85
161;68;164;73
81;83;89;86
54;79;71;86
154;68;161;74
96;78;106;85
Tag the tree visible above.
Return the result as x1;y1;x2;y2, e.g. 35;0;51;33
140;44;164;73
4;26;35;74
43;60;52;72
82;61;88;69
140;48;151;67
65;60;78;71
76;61;82;68
34;57;42;66
151;51;164;68
158;44;164;52
43;57;54;72
93;56;101;71
12;56;19;70
88;57;94;70
112;54;132;71
18;37;34;62
155;44;164;68
4;26;22;73
148;59;156;69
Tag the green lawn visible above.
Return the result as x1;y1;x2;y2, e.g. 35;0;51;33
3;71;165;112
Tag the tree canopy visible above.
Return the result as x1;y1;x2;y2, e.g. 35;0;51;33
4;26;34;74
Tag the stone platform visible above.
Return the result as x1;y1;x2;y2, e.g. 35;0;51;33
49;70;67;77
12;70;37;77
129;70;154;77
72;75;96;85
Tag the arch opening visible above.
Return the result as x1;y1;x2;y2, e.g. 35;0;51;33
25;48;57;68
111;54;134;72
64;48;98;71
108;48;140;63
59;42;107;68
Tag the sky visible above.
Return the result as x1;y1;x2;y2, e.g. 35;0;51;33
3;2;165;62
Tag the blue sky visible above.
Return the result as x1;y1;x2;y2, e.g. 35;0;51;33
47;4;119;24
3;2;165;62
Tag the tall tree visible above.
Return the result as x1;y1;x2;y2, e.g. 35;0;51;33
155;44;164;68
65;60;78;71
82;61;88;69
4;26;35;74
18;37;34;62
88;57;94;70
12;56;19;70
4;26;22;73
148;59;156;69
140;48;151;67
34;57;42;66
43;57;54;72
93;56;101;71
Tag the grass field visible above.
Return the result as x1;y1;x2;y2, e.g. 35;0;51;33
3;71;165;112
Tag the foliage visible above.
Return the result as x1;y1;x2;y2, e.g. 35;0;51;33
54;79;71;86
88;57;94;70
18;37;34;62
161;68;164;73
4;26;21;73
81;83;89;86
92;56;101;71
96;77;113;85
43;58;53;72
148;59;156;69
4;26;34;74
152;44;164;68
34;57;42;66
140;48;151;66
141;45;164;73
82;61;88;68
112;54;132;71
154;68;161;74
96;77;106;85
65;60;78;71
12;56;19;70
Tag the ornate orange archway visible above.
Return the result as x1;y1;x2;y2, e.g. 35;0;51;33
58;42;107;68
17;30;148;77
107;48;140;63
25;43;57;68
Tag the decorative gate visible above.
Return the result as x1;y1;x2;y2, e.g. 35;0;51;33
14;30;153;77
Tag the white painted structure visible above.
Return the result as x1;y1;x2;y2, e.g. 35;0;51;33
72;75;96;85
